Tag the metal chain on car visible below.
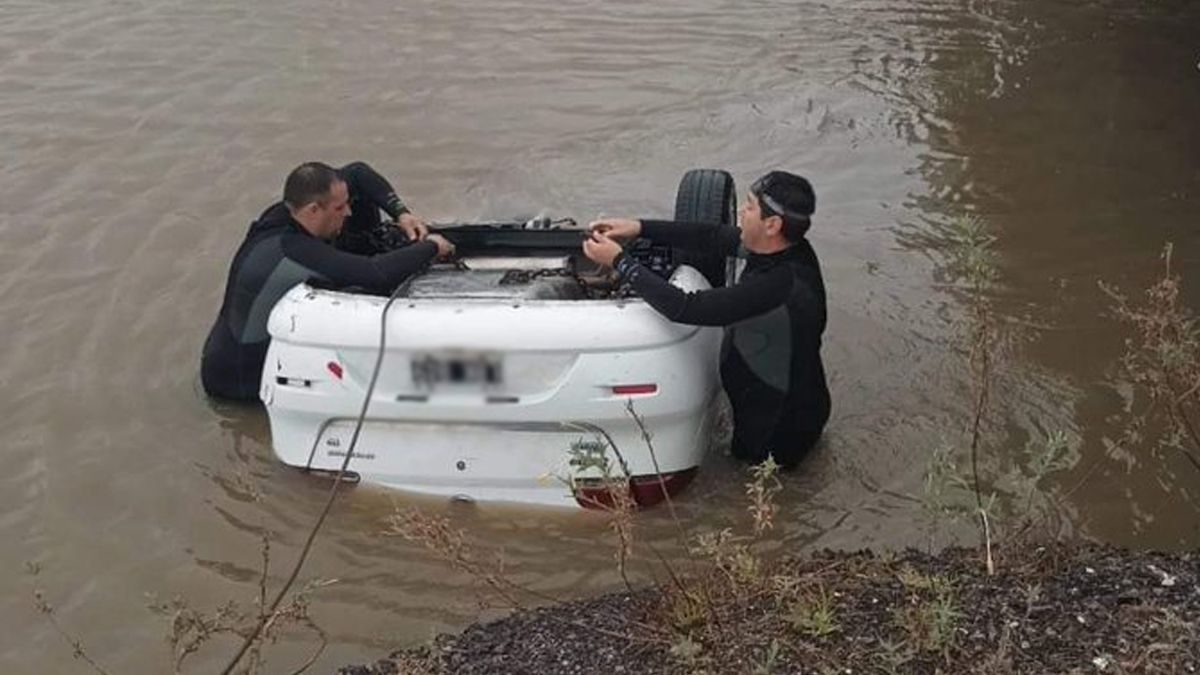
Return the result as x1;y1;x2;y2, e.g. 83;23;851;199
499;267;595;299
497;267;569;284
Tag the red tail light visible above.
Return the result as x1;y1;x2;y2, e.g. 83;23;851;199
573;468;697;509
630;469;697;507
611;384;657;396
327;361;344;380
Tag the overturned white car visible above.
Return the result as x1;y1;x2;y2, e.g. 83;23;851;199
260;170;738;507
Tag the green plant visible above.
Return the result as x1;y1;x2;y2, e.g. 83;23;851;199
751;638;782;675
785;585;839;638
769;573;803;607
1023;430;1076;513
895;576;962;660
662;583;713;632
562;436;639;591
691;528;763;590
669;634;704;664
896;565;933;591
914;215;1007;571
921;442;972;521
927;583;963;654
922;216;1086;565
874;638;916;675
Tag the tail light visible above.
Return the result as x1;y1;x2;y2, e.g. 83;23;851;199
572;468;697;509
611;384;657;396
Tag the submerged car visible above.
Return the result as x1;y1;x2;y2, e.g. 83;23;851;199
260;170;738;507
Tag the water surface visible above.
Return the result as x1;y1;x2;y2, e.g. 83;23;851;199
1;0;1197;671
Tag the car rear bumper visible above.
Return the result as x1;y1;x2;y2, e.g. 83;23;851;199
263;307;721;507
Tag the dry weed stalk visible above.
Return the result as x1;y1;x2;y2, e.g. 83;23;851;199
32;451;329;675
152;597;239;673
632;404;788;641
1101;243;1200;473
746;457;782;536
576;470;639;592
562;434;639;592
388;403;794;661
624;400;687;539
31;588;112;675
387;505;666;647
606;481;638;591
922;216;1081;560
220;469;347;674
148;576;332;674
1122;608;1199;673
658;458;789;658
182;451;331;675
924;215;1007;572
949;215;999;574
622;401;726;628
690;528;760;590
385;507;539;609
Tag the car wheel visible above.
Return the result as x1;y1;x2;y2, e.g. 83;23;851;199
673;169;737;287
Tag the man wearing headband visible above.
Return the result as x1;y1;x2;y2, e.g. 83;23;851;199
583;171;830;469
201;161;454;401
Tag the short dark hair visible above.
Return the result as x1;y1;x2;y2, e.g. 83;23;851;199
283;162;342;210
751;171;816;242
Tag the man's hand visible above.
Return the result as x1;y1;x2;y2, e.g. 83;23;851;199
582;231;623;268
588;218;642;241
427;233;456;259
397;213;430;241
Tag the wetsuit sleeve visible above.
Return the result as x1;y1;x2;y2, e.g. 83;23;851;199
640;219;740;257
614;253;792;326
340;161;410;219
283;233;437;290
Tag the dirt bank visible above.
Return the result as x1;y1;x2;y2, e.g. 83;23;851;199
340;543;1198;674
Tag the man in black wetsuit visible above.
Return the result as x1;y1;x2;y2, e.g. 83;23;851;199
201;161;454;401
582;171;830;468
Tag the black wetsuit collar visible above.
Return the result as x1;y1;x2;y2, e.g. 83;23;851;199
747;240;808;266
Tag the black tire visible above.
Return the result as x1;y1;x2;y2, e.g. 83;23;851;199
673;169;737;287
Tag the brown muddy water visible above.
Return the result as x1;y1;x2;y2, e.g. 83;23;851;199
2;0;1197;672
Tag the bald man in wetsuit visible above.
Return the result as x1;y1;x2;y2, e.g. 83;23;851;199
583;171;830;469
201;161;454;401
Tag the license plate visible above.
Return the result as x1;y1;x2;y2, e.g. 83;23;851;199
411;354;503;387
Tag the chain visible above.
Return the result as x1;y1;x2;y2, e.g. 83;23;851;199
499;267;595;298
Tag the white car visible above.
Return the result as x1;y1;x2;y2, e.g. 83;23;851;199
259;170;738;508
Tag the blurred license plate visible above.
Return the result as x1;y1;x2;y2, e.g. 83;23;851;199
411;354;503;387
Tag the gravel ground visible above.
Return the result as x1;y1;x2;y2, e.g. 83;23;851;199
339;543;1199;674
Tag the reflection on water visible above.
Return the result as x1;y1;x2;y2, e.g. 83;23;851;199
1;0;1198;671
903;0;1200;548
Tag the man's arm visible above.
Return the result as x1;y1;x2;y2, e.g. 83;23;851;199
615;253;792;326
639;219;741;258
283;232;438;291
340;161;410;219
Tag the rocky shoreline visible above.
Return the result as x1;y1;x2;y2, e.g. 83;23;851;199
339;543;1198;674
